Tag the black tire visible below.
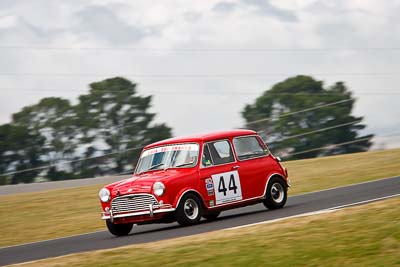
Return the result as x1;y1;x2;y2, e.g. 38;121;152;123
262;177;287;210
175;193;203;226
106;220;133;236
203;211;221;221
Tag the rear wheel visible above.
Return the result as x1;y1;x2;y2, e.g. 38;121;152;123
203;211;221;221
175;193;203;226
263;177;287;210
106;220;133;236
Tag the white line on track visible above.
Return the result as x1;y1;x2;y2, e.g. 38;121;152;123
226;193;400;231
326;193;400;210
225;210;337;231
292;175;400;197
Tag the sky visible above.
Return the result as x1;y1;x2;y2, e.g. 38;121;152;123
0;0;399;149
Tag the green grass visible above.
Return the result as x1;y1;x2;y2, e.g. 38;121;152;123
0;185;103;247
1;148;399;248
16;197;400;267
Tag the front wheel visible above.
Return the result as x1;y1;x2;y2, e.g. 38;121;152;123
262;177;287;210
106;220;133;236
175;193;203;226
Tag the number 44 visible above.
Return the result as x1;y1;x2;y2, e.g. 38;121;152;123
218;174;238;196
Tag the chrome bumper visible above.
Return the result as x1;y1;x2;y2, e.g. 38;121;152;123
101;205;175;220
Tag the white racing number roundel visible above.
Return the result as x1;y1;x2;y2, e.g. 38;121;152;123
211;171;242;205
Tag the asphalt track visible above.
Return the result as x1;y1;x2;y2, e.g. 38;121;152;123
1;176;399;266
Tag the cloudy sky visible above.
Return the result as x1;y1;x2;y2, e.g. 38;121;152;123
0;0;399;148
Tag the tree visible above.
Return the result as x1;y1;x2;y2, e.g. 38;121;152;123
73;77;172;176
242;75;373;159
12;97;79;180
12;97;79;158
0;124;45;184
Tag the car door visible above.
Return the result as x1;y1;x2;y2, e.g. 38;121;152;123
232;135;271;198
199;139;243;208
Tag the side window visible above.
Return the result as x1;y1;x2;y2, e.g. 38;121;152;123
201;144;213;167
204;140;235;166
233;136;267;160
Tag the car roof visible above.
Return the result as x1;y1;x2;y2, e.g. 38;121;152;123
144;129;257;149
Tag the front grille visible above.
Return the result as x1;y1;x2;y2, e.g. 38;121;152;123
111;194;158;214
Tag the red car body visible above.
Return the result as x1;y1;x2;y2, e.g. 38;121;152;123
99;130;289;236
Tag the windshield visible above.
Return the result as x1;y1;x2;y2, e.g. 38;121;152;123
135;143;200;174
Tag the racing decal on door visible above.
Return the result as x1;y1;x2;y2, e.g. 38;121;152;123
205;178;215;196
211;171;242;205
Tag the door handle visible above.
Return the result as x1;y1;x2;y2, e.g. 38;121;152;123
232;165;239;170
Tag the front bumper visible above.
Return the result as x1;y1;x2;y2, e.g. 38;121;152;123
101;204;175;220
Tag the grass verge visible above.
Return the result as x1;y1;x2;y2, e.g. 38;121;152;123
1;148;399;247
14;197;400;267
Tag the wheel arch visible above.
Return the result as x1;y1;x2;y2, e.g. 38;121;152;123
174;189;207;209
263;173;287;198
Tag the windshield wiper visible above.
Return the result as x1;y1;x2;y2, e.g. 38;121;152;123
148;163;164;170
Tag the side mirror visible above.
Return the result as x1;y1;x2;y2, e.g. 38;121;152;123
276;156;282;162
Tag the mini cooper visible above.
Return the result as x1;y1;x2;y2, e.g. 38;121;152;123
99;130;289;236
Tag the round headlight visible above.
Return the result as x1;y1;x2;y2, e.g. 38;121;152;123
99;188;110;203
153;182;165;196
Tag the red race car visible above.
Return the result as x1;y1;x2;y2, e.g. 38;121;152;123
99;130;290;236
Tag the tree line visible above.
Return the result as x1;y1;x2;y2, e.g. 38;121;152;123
0;75;373;184
0;77;172;184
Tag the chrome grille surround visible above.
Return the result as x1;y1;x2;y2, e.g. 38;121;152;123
111;194;159;214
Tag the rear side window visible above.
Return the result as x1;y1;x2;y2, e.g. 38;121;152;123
202;140;235;167
233;136;267;160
